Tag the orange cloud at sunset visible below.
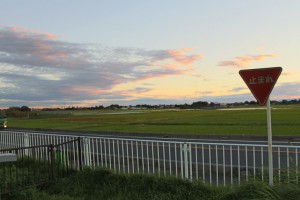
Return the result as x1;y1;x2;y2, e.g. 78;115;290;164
8;26;60;40
61;86;104;96
218;54;277;68
167;49;204;65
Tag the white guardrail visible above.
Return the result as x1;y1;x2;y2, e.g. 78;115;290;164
0;131;299;186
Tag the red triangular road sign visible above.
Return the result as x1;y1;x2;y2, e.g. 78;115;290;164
239;67;282;105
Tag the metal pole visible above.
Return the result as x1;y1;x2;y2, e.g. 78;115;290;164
184;143;189;179
77;137;82;171
267;97;273;185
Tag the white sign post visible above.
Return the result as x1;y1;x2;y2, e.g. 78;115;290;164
267;97;273;185
239;67;282;185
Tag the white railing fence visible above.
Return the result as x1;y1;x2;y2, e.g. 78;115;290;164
0;131;299;186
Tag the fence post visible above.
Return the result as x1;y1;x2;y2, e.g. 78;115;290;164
183;143;189;179
49;144;54;180
77;137;83;170
83;137;91;167
24;133;29;156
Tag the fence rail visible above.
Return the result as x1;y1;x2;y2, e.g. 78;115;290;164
1;131;299;186
0;137;81;195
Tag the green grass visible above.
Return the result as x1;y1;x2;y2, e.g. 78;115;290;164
8;105;300;136
5;169;300;200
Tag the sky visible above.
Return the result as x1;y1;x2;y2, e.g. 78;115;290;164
0;0;300;108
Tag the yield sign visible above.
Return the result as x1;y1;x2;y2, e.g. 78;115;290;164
239;67;282;105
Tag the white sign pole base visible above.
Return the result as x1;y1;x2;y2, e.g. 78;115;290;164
267;97;273;185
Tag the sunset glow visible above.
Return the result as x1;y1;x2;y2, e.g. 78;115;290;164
0;1;300;108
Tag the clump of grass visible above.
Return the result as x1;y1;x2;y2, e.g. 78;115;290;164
4;169;300;200
6;187;81;200
46;169;219;200
219;179;300;200
219;181;278;200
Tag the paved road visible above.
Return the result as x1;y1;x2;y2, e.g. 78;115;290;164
6;127;300;145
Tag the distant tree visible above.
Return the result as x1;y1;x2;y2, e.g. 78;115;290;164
107;104;120;109
178;103;190;109
20;106;31;112
249;101;257;105
282;100;288;104
191;101;208;108
244;101;250;105
290;99;298;104
5;107;27;117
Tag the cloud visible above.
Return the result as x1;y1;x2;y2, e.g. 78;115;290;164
195;91;214;96
166;49;204;65
0;26;204;107
229;87;246;92
127;87;152;94
191;82;300;104
218;54;277;69
281;72;300;77
272;82;300;99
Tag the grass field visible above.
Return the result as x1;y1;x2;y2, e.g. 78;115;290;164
7;105;300;136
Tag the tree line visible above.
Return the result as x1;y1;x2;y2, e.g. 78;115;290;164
2;99;299;116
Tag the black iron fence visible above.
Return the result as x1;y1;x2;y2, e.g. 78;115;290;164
0;137;82;196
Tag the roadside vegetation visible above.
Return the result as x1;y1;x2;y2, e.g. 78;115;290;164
4;169;300;200
5;104;300;136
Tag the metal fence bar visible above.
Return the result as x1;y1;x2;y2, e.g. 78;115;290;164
189;143;192;180
136;140;139;173
147;141;150;173
141;141;144;173
131;140;134;173
202;144;205;183
246;146;248;182
230;146;233;185
109;139;112;170
287;147;290;182
0;137;82;195
113;140;116;171
122;140;125;172
163;143;166;176
117;139;120;172
169;142;171;176
1;131;300;187
175;143;178;177
216;145;219;186
100;138;103;167
261;146;264;181
126;141;129;173
91;138;95;169
180;144;183;179
253;146;256;178
238;145;240;185
209;144;212;184
104;138;107;168
223;145;225;186
157;142;160;176
278;146;281;182
296;148;298;181
152;142;155;174
195;144;198;180
95;138;99;167
184;143;188;179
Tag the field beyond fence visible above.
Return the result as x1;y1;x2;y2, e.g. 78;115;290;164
7;105;300;136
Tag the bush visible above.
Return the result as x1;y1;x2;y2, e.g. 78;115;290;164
5;169;300;200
